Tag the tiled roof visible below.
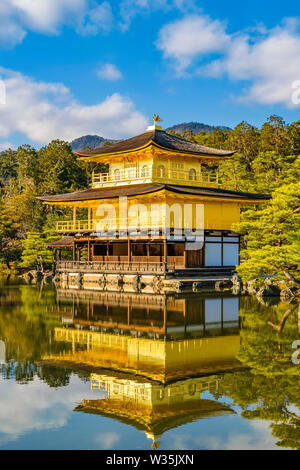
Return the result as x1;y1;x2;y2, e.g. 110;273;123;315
75;129;235;158
37;183;271;203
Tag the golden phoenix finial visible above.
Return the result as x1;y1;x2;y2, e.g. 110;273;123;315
153;114;163;124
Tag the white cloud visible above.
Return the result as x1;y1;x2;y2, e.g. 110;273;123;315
119;0;196;32
201;22;300;108
0;67;148;144
0;0;113;47
0;142;14;151
198;420;279;450
165;420;278;450
157;14;229;75
158;14;300;107
0;375;96;445
97;63;123;81
94;432;120;449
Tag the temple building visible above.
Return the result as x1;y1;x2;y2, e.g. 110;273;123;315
38;117;270;281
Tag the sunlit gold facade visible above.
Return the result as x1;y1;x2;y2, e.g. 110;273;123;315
39;124;269;275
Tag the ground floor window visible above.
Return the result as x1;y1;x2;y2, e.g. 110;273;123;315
204;234;239;267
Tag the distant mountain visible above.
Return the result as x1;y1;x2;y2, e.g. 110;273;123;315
166;122;231;136
71;122;231;151
70;135;117;152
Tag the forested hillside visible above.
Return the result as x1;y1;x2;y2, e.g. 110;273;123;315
0;115;299;283
166;121;231;135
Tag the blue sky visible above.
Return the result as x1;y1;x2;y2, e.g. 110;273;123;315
0;0;300;150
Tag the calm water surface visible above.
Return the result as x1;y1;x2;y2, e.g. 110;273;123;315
0;279;299;450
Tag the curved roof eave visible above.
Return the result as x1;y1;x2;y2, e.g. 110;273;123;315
74;129;236;159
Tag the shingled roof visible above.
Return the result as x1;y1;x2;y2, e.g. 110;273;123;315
75;129;235;158
37;183;271;203
48;236;74;247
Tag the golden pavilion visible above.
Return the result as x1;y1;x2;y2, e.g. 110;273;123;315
38;116;270;280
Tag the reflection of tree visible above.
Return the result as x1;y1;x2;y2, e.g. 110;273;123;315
37;365;71;388
0;285;67;383
214;296;300;450
238;296;300;376
268;305;297;334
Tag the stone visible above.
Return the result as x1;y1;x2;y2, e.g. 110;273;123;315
280;286;299;300
24;272;33;284
257;284;281;298
232;273;242;284
215;279;233;291
232;284;242;296
36;271;43;282
246;279;261;294
44;275;53;284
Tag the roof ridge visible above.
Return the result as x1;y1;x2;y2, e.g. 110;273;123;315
37;183;270;203
75;128;235;158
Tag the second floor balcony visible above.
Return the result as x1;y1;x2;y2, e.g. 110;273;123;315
91;167;220;188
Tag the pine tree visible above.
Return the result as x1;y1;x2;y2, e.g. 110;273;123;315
233;183;300;283
20;232;55;271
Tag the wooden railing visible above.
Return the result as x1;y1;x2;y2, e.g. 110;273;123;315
56;220;96;232
56;217;186;233
92;167;220;188
57;260;180;274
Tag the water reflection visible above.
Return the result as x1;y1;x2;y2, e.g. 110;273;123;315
43;290;242;382
0;283;299;450
75;373;234;449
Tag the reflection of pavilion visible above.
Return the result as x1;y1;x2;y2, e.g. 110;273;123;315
75;373;234;449
42;290;241;448
56;289;240;339
43;291;243;382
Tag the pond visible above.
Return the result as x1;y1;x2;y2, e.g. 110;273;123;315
0;279;299;450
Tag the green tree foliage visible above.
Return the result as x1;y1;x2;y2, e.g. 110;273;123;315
37;140;88;194
233;183;300;282
20;232;56;271
0;149;18;182
0;140;89;269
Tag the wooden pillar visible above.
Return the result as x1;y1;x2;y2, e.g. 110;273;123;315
73;243;76;262
163;238;167;273
88;239;90;263
73;206;77;230
88;207;91;230
128;239;131;266
184;249;187;268
107;243;109;258
77;246;80;262
147;243;150;265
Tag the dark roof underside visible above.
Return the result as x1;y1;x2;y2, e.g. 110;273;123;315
75;129;235;157
37;183;271;203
